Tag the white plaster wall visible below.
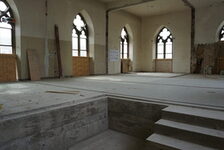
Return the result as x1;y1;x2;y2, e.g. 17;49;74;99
108;10;141;74
10;0;106;79
141;10;191;73
195;3;224;44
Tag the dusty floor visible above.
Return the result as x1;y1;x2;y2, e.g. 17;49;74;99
69;130;146;150
40;73;224;108
0;73;224;117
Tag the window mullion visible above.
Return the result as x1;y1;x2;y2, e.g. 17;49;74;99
163;41;166;59
122;41;124;59
78;34;81;56
127;40;129;59
86;35;89;57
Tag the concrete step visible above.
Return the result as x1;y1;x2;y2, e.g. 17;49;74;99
147;133;215;150
155;119;224;149
162;106;224;130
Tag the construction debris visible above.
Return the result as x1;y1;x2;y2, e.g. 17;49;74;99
192;42;224;74
46;91;80;95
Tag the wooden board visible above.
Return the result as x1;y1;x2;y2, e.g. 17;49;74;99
0;54;17;82
55;25;63;77
73;57;90;76
155;59;173;72
27;50;41;81
121;59;131;73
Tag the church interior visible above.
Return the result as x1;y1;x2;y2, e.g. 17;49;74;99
0;0;224;149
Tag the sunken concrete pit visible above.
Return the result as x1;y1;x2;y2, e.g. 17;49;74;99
0;93;167;150
1;74;224;150
1;93;224;150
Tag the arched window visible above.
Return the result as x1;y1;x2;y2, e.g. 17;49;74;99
72;14;88;57
0;0;14;54
120;27;129;59
219;25;224;41
156;27;173;59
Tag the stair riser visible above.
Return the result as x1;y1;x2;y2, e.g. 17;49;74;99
162;111;224;131
147;141;180;150
155;124;224;149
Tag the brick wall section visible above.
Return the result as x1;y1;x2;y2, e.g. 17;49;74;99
0;54;17;82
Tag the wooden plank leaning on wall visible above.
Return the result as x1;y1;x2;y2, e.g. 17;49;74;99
27;50;41;81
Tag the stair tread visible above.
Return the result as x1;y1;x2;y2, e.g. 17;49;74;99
147;134;215;150
156;119;224;138
163;106;224;121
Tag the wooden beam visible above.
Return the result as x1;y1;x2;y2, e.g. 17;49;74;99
54;25;63;78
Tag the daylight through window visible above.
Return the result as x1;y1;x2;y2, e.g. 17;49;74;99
219;26;224;41
0;0;14;54
156;27;173;59
120;27;129;59
72;14;88;57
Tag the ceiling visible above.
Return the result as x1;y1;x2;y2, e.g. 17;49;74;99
98;0;224;17
188;0;224;8
98;0;120;3
99;0;224;6
123;0;188;17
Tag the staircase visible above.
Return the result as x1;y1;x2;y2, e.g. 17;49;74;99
146;105;224;150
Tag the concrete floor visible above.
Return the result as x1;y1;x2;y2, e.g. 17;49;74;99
0;82;104;119
69;130;146;150
0;73;224;117
39;73;224;108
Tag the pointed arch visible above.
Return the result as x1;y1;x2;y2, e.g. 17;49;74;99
120;27;129;59
156;27;173;59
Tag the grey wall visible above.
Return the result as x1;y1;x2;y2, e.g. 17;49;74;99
108;97;166;139
0;98;108;150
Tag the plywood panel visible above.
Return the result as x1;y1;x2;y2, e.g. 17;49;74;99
155;59;172;72
0;54;17;82
27;50;41;81
121;59;131;73
73;57;90;76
